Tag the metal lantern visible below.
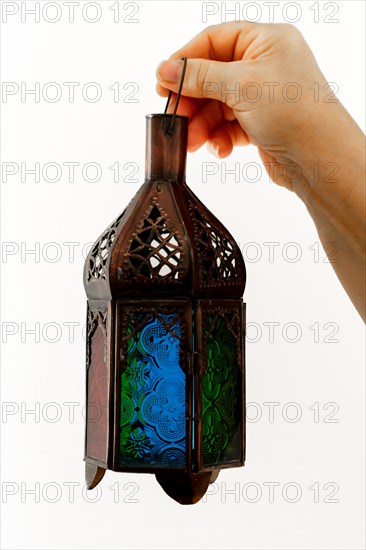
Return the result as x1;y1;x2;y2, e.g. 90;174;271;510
83;63;246;504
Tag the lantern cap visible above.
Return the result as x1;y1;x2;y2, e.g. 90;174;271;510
83;166;246;299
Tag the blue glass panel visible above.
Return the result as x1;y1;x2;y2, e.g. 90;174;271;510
120;312;186;468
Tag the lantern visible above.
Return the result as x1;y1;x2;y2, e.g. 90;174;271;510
83;62;246;504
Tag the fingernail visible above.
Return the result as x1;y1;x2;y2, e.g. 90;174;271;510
208;141;220;158
156;59;182;84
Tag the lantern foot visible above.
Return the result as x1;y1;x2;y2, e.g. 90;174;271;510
85;463;106;490
155;471;212;505
209;469;220;484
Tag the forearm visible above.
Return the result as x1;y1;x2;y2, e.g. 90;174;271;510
293;103;366;320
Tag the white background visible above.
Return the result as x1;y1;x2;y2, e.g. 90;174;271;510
0;1;365;549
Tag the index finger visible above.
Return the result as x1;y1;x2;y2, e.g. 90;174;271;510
168;21;257;62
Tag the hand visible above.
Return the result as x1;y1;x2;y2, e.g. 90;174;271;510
156;22;354;193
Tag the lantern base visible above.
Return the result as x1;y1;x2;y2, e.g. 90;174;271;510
85;463;106;490
155;470;220;505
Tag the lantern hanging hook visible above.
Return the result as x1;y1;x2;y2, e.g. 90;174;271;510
163;56;187;135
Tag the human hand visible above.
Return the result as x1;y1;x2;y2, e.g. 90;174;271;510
155;22;350;193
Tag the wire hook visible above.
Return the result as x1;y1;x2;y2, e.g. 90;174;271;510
163;56;187;135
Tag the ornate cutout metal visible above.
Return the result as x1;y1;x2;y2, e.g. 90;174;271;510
189;201;242;287
87;211;125;282
126;204;183;280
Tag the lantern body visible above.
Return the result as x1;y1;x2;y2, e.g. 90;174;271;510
84;114;246;503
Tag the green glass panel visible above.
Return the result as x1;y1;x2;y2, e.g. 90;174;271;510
202;312;242;466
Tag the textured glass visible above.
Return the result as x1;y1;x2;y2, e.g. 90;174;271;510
120;313;186;467
202;312;241;466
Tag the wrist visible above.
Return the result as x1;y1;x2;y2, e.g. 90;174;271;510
290;101;365;208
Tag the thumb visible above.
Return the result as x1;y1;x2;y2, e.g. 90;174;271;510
156;58;244;104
